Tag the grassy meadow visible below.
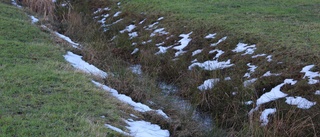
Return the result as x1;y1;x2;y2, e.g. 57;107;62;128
0;1;128;136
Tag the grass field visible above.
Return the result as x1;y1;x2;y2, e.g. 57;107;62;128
0;1;127;136
123;0;320;48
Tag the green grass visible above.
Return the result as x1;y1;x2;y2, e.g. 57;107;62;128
123;0;320;48
0;2;127;136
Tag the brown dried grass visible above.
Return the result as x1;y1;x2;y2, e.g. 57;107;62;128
21;0;55;19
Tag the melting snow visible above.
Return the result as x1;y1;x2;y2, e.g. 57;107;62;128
285;96;316;109
244;63;257;78
120;24;136;33
150;28;169;37
205;33;216;39
262;71;281;77
252;54;267;58
158;17;164;21
156;42;165;46
139;19;146;24
301;65;320;84
315;90;320;95
260;108;276;126
131;48;139;55
30;16;39;24
92;81;169;119
55;32;80;48
198;78;220;91
256;79;297;106
113;11;122;17
155;46;173;55
105;124;130;136
125;119;170;137
130;65;142;75
210;36;227;47
189;59;234;71
93;7;111;14
173;32;193;50
192;49;203;56
266;55;272;62
243;78;257;87
146;22;159;30
11;0;22;8
245;101;253;105
209;49;225;59
232;43;256;55
64;51;108;78
129;32;138;39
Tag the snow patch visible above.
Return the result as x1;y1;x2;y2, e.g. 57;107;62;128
244;63;257;78
210;36;227;47
105;124;130;136
260;108;276;126
129;32;138;39
150;28;169;37
131;48;139;55
55;32;80;48
92;81;169;119
192;49;203;56
11;0;22;8
209;49;225;59
285;96;316;109
120;24;136;33
315;90;320;95
301;65;320;84
256;79;297;106
205;33;216;39
243;78;257;87
266;55;272;62
173;32;193;49
262;71;281;77
232;43;256;55
64;51;108;78
252;54;267;58
198;78;220;91
155;46;172;55
125;119;170;137
113;11;122;17
30;16;39;24
189;59;234;71
130;65;142;75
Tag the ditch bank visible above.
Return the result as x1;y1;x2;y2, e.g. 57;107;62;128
31;0;320;136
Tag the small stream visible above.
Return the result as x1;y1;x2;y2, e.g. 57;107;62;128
130;65;213;131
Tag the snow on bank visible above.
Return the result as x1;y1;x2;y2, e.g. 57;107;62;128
11;0;22;8
92;81;169;119
125;119;170;137
198;78;220;91
210;36;227;47
55;32;80;48
260;108;276;126
64;51;108;78
301;65;320;84
173;32;193;57
205;33;216;39
105;124;130;136
232;43;256;55
285;96;316;109
256;79;297;106
120;24;136;33
29;15;39;24
188;59;234;71
244;63;257;78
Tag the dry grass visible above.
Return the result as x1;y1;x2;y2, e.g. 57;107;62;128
20;0;55;19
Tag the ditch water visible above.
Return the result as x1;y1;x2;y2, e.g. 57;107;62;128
130;65;213;131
